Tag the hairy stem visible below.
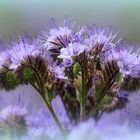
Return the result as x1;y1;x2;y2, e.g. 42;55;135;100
80;67;87;120
30;82;64;131
29;65;64;131
40;94;64;131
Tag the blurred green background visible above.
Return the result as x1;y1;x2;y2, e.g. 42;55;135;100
0;0;140;42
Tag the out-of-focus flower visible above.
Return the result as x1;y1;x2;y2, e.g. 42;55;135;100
27;96;71;139
0;92;29;135
66;119;140;140
0;106;27;137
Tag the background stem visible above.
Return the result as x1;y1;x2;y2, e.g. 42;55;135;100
31;82;64;131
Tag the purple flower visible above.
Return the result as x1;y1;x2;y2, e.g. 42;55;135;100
42;18;74;51
8;38;41;70
59;42;87;60
0;106;27;120
26;96;71;138
84;25;117;51
0;105;27;137
50;64;67;79
107;44;140;78
62;59;73;67
0;51;10;68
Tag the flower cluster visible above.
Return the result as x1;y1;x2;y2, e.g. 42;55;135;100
0;18;140;138
41;19;140;124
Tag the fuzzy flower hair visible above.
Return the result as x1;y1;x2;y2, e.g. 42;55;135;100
49;64;67;79
0;92;29;138
7;37;41;70
66;119;140;140
0;51;11;69
0;106;27;129
107;41;140;78
42;18;75;51
84;25;117;51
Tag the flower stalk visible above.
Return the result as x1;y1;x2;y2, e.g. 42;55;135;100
28;65;64;131
80;69;87;120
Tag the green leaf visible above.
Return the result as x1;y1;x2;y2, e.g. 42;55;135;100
85;60;119;119
99;95;112;110
73;63;81;77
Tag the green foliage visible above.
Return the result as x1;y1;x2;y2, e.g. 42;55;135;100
99;95;112;110
73;63;81;77
86;61;119;118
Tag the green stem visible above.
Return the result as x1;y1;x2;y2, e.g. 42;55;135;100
40;94;64;131
30;82;64;131
80;68;87;120
84;79;114;120
28;65;64;131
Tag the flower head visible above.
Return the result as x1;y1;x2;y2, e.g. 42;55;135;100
49;64;67;79
107;42;140;78
8;37;41;70
84;25;117;51
42;18;75;51
0;106;27;137
59;42;87;60
0;51;10;69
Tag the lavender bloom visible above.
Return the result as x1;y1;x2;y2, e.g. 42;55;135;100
107;45;140;78
0;105;27;139
0;92;29;133
8;38;41;70
0;106;27;119
42;18;74;51
0;106;27;127
59;42;87;60
62;59;73;67
0;51;10;68
84;25;117;51
27;96;71;139
50;64;67;79
67;119;140;140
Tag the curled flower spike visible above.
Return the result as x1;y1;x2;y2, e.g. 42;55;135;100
0;51;17;91
107;42;140;78
42;18;75;52
84;25;118;51
8;37;41;70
